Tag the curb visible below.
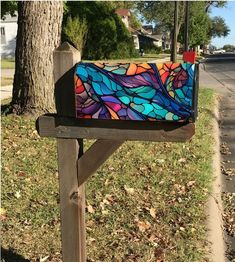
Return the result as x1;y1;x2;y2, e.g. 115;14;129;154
206;95;226;262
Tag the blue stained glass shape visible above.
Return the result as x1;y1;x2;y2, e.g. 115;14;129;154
74;62;198;122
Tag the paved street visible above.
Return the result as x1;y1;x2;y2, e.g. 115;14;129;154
201;53;235;260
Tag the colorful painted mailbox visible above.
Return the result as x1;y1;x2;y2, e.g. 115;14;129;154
36;44;200;262
74;62;198;123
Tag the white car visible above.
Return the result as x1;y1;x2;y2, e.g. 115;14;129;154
212;49;226;54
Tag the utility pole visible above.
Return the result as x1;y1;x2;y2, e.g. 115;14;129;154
171;1;179;62
184;1;190;51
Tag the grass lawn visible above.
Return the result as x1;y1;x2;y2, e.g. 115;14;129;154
1;89;215;262
83;53;171;64
1;77;13;86
1;58;15;69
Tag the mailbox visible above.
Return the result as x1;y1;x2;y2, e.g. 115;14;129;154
74;62;198;123
183;51;196;64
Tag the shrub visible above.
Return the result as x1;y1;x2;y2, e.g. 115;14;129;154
162;49;171;54
64;2;136;60
63;16;87;54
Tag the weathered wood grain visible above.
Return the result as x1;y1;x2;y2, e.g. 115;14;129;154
57;139;86;262
77;139;124;186
36;114;195;142
54;43;86;262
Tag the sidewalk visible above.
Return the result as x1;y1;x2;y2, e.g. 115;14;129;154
199;64;226;94
1;68;14;101
1;85;13;101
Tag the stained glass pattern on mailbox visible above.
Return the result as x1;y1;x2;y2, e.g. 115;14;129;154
74;62;196;121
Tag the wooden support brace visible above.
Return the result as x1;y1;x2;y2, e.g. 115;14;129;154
57;138;86;262
77;139;124;186
57;138;123;262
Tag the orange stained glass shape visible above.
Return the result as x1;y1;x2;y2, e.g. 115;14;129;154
136;66;148;74
94;62;105;68
157;63;163;70
170;63;180;69
107;107;119;119
138;63;152;69
126;63;137;75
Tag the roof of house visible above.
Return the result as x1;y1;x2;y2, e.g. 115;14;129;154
115;9;130;17
142;25;153;30
128;27;140;35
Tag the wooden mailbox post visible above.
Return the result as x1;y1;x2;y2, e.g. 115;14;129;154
36;43;197;262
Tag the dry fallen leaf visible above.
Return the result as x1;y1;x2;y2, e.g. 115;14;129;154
88;237;96;244
148;233;157;242
105;179;110;186
102;210;109;215
87;203;95;214
124;185;135;195
0;208;7;220
40;255;49;262
4;166;11;173
0;208;6;216
149;207;156;218
16;171;26;177
187;180;196;187
15;191;21;199
32;130;40;139
156;159;165;164
178;158;186;163
135;219;151;232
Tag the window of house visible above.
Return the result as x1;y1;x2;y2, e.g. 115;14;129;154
1;27;6;44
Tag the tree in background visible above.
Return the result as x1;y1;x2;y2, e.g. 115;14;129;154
223;44;235;52
137;1;230;50
63;1;137;60
12;1;63;114
178;2;212;48
205;0;227;13
1;1;17;18
137;1;185;41
210;16;230;38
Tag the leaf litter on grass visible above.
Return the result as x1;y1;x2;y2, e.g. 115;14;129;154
1;89;216;262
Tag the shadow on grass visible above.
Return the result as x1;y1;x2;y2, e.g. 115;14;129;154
1;101;13;116
1;248;30;262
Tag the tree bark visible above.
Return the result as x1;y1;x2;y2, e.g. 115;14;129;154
171;1;179;62
12;1;63;115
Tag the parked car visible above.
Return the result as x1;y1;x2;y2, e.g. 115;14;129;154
211;49;226;54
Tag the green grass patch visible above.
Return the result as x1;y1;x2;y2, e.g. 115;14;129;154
1;77;13;86
1;89;215;262
83;53;170;63
1;59;15;69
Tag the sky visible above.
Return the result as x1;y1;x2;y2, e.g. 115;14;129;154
210;0;235;48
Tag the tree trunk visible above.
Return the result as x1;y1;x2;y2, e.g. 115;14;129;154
12;1;63;115
171;1;179;62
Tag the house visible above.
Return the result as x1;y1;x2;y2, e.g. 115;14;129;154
1;14;18;58
115;10;173;52
128;27;140;50
142;25;153;35
141;25;171;50
115;9;130;28
115;9;140;50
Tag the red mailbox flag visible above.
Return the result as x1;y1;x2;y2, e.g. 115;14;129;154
183;51;196;63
